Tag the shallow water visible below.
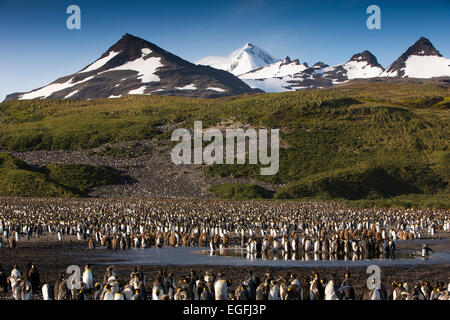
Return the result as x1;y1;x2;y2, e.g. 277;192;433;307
76;240;450;267
203;247;416;261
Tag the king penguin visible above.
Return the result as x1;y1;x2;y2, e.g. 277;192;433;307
42;283;54;300
214;273;230;300
82;264;94;290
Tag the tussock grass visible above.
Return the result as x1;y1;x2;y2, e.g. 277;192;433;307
0;153;124;197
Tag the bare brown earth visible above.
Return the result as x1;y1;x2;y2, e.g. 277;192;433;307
11;140;278;199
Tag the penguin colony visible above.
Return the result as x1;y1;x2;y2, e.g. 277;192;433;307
0;198;448;301
0;264;449;300
0;198;448;256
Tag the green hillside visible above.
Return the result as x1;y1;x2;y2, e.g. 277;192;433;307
0;81;449;207
208;183;274;200
0;153;124;197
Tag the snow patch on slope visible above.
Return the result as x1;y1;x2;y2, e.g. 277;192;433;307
64;90;78;99
401;55;450;78
239;60;308;79
79;51;121;73
207;87;226;92
242;78;295;93
101;48;163;83
19;76;94;100
343;61;384;79
175;83;197;90
128;86;147;95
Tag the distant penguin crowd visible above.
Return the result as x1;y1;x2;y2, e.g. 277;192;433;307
0;198;448;254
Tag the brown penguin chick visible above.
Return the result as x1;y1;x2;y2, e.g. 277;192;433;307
163;231;170;244
100;235;106;246
198;233;207;246
103;236;111;249
169;234;177;247
8;236;16;249
222;234;229;247
22;261;32;282
268;234;274;245
320;229;326;239
111;237;118;250
104;266;117;284
57;278;71;300
53;273;64;300
188;232;197;246
88;237;96;249
182;234;189;246
375;232;382;241
213;234;220;246
343;230;349;240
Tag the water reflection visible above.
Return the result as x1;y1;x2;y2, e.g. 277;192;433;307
207;247;415;261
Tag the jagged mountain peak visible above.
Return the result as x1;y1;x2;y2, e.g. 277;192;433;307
313;62;329;68
382;36;448;78
5;34;256;101
405;37;442;57
108;33;161;53
348;50;383;69
197;42;277;76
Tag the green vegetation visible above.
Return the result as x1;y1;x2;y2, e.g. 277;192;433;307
208;183;274;200
0;153;124;197
275;163;445;200
44;164;125;194
0;82;449;207
346;193;450;210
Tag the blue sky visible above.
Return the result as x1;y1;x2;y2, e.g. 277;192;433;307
0;0;449;101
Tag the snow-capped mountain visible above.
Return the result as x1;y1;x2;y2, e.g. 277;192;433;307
213;37;448;93
196;43;278;76
239;56;309;79
5;36;449;100
339;50;385;79
381;37;450;78
5;34;256;101
239;50;385;93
